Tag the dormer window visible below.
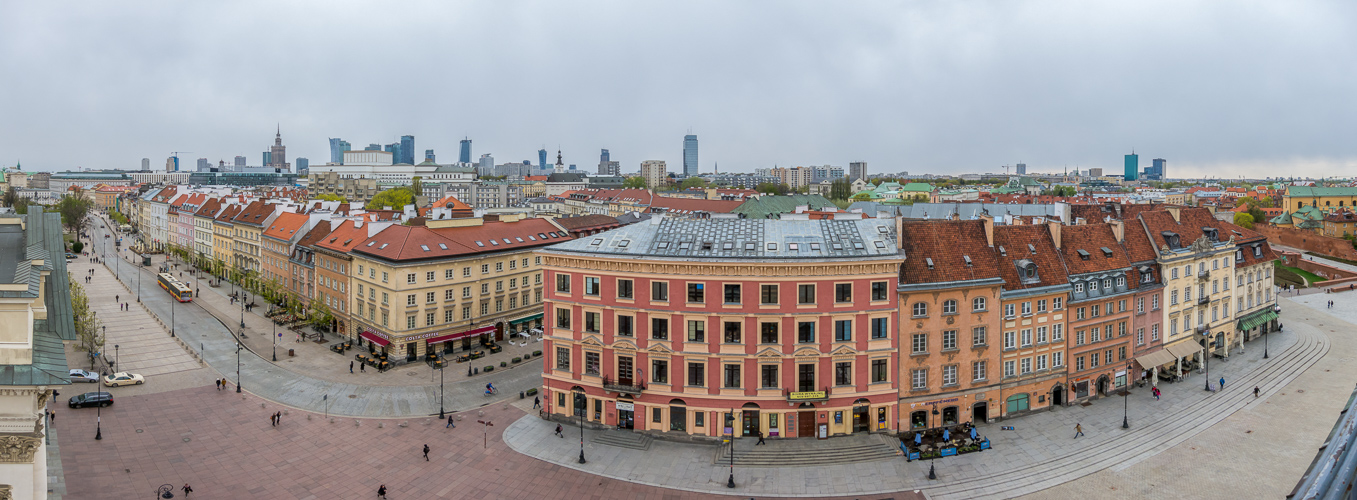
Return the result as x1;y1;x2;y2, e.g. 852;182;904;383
1253;244;1262;257
1028;244;1036;254
1100;247;1113;258
1236;250;1244;262
998;245;1006;256
1162;231;1181;249
963;255;973;267
1016;259;1038;283
1203;228;1219;242
925;258;935;270
1077;249;1090;260
1089;280;1099;291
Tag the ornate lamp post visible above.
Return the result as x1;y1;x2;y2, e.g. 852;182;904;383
573;389;587;464
437;361;446;419
726;410;736;488
1267;304;1280;359
1122;363;1132;429
235;342;243;393
156;483;175;498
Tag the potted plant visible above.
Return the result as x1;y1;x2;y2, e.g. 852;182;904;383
484;365;494;372
533;350;542;357
500;361;507;367
512;356;522;363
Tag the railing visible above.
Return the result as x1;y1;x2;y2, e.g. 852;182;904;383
1198;296;1210;305
601;376;645;395
1198;270;1210;281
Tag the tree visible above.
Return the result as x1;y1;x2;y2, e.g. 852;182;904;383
1048;185;1078;197
56;189;94;236
365;187;416;210
2;185;16;208
410;176;424;197
308;302;335;332
851;191;873;202
70;281;104;369
1234;212;1255;229
622;176;647;189
829;179;852;200
14;199;30;215
755;183;790;196
679;177;709;190
316;193;347;202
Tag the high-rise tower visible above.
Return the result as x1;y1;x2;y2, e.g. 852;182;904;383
269;125;288;170
329;138;350;164
1124;152;1139;181
683;134;698;177
459;138;472;164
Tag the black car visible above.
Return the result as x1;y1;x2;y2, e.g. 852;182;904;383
68;392;113;408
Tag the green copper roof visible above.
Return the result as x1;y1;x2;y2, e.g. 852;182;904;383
1286;186;1357;197
732;194;839;219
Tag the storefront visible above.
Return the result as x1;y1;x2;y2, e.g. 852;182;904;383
1237;308;1280;342
508;313;543;333
426;325;496;355
1133;348;1177;387
900;392;987;430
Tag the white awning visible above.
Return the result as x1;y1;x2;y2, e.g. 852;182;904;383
1165;341;1203;359
1135;349;1177;368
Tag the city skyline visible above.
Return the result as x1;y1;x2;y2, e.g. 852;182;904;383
2;2;1356;178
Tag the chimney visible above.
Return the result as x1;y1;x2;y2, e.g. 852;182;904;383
1047;219;1062;250
1110;219;1125;243
980;214;995;247
1167;206;1181;223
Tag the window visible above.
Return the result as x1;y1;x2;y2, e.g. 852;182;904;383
1076;308;1085;320
617;279;633;299
913;302;928;317
761;322;778;343
1137;328;1144;346
1171;290;1179;305
871;281;888;301
1004;360;1016;378
871;318;889;339
585;312;600;333
835;283;852;303
1119;322;1127;337
912;333;927;354
1036;355;1048;371
1137;297;1145;313
724;284;741;304
972;360;987;381
686;320;705;342
1053;297;1063;309
871;359;888;383
651;281;668;301
555;347;570;370
835;362;852;386
495;262;504;272
972;326;988;346
973;296;987;311
798;284;815;304
798;321;815;343
1171;268;1179;279
555;308;571;328
761;284;778;305
1106;349;1114;364
1076;356;1085;371
1053;351;1063;367
1005;304;1016;318
1037;299;1047;313
426;271;435;282
1021;302;1032;316
585;352;600;376
687;363;704;386
444;289;454;301
1021;329;1032;347
481;283;489;295
1151;324;1159;341
481;264;489;274
1075;283;1084;294
652;359;668;383
617;315;634;337
584;277;600;296
407;273;416;284
724;364;741;388
942;330;957;350
651;318;669;340
1036;326;1048;344
942;299;958;315
381;292;389;305
406;294;416;306
1091;304;1100;317
834;320;852;342
445;269;454;280
1004;331;1016;350
719;321;740;343
1076;330;1086;346
1116;277;1125;288
406;316;416;329
762;365;779;388
556;274;570;293
463;267;471;277
381;272;388;283
1020;358;1031;374
911;369;927;390
687;283;705;303
462;286;471;298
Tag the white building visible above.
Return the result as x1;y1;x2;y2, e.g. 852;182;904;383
308;151;475;184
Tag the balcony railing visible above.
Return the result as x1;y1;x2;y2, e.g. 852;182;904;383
1198;270;1210;281
601;376;645;395
1198;296;1210;305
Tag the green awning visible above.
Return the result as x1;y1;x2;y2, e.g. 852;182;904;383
510;313;543;325
1237;309;1278;332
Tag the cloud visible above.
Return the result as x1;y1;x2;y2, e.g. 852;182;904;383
1;0;1354;178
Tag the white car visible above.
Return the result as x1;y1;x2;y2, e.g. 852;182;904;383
102;372;145;387
68;369;100;383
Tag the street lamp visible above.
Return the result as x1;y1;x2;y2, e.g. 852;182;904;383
114;344;119;372
1204;335;1212;392
95;390;103;440
573;389;586;464
725;410;736;488
437;361;446;419
1267;304;1280;359
272;320;277;362
170;289;175;338
155;484;175;499
235;342;242;393
1122;363;1131;429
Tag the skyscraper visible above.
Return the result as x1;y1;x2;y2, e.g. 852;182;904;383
538;149;548;170
268;126;288;170
400;135;415;165
365;144;382;151
197;158;210;171
849;161;867;182
425;149;435;162
478;154;495;176
234;156;247;167
1124;153;1139;181
296;157;309;172
598;149;618;176
329;138;350;164
683;134;698;177
262;151;271;166
459;138;472;164
166;156;178;172
600;149;610;163
141;158;150;170
1016;163;1027;175
1152;158;1167;180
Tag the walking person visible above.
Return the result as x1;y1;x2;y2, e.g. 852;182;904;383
360;362;365;373
270;413;276;427
1074;423;1084;439
756;430;766;445
116;294;119;303
1219;377;1225;389
215;379;221;391
378;484;387;499
446;416;455;428
1254;386;1260;398
555;424;564;438
423;444;430;461
1152;387;1160;400
181;484;192;497
350;361;354;373
533;396;540;409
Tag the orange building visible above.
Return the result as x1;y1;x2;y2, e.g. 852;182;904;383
992;222;1072;416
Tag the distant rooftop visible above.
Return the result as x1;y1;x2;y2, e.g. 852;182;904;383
541;217;898;261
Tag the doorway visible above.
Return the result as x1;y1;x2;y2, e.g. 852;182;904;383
1052;385;1065;406
852;405;869;433
1075;381;1089;399
972;402;988;422
1097;375;1109;396
405;342;417;362
798;407;816;438
495;321;505;342
742;409;760;436
618;408;634;429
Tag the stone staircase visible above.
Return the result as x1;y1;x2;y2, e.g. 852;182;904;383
592;430;653;451
714;432;900;467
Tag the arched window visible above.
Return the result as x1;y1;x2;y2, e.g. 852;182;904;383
912;302;928;317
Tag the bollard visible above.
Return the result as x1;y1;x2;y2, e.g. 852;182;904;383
519;391;525;399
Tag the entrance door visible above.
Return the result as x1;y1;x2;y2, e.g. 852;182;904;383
618;357;634;387
852;406;869;433
618;410;634;429
972;402;988;422
406;342;417;362
798;411;815;438
495;322;505;342
742;410;759;436
1097;376;1109;396
1075;381;1089;398
1052;386;1065;406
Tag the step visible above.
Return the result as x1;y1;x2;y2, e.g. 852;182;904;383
714;441;899;467
592;431;652;451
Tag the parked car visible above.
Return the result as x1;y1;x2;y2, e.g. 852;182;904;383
68;369;100;383
68;392;113;408
65;252;76;260
102;372;144;387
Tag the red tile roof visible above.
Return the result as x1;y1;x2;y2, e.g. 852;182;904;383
898;220;1003;284
648;196;743;215
353;218;570;262
315;220;373;253
295;220;333;249
992;224;1069;290
262;212;309;241
1057;224;1132;276
553;215;621;232
231;201;275;227
194;198;223;218
213;203;243;223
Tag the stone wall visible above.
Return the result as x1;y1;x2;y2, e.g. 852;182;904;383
1279;251;1357;282
1253;223;1357;261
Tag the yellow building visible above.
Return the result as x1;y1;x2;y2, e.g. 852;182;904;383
1139;208;1236;378
1283;186;1357;211
230;201;276;277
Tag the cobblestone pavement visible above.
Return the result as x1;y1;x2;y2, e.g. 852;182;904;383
1022;293;1357;500
505;297;1334;499
72;255;199;377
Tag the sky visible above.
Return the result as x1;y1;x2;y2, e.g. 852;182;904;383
2;1;1356;179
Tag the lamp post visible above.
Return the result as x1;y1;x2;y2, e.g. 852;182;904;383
155;483;175;499
235;342;242;393
726;409;736;488
929;406;940;480
574;389;587;464
114;344;119;373
1204;335;1212;392
1122;363;1131;429
1267;304;1279;359
437;361;446;419
170;288;175;338
272;320;277;362
95;391;102;440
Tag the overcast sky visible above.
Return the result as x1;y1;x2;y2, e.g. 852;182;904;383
2;1;1355;179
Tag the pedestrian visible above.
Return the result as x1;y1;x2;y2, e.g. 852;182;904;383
1254;386;1260;398
276;411;282;425
1152;387;1160;400
360;363;365;373
1074;423;1084;439
533;396;540;409
756;430;766;445
555;424;564;438
297;333;301;343
215;379;221;391
181;484;192;497
350;361;354;373
378;484;387;499
1219;377;1225;389
423;444;430;461
446;416;455;428
116;294;119;303
270;413;276;427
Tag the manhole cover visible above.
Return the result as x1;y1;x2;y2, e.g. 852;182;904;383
348;394;357;399
407;372;417;377
135;429;143;433
1297;389;1305;393
183;437;191;442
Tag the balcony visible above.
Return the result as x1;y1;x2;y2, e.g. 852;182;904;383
1198;296;1210;305
1197;270;1210;281
1196;324;1208;334
601;376;645;395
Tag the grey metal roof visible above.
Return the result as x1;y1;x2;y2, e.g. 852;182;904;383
0;212;73;386
850;202;1065;220
542;217;898;261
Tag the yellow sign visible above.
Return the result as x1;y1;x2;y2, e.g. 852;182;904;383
789;391;826;400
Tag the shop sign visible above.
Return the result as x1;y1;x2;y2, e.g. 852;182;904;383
615;402;634;411
789;391;827;400
979;439;991;450
909;397;959;408
940;447;958;457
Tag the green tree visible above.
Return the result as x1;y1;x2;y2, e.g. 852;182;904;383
851;191;873;202
14;199;30;215
2;185;17;208
70;281;104;369
308;302;334;331
755;183;790;196
56;189;94;236
410;176;424;197
1234;212;1255;229
622;176;647;189
365;187;416;210
829;179;852;200
316;193;347;202
679;177;709;190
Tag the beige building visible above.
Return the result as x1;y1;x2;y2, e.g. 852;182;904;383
308;171;380;205
1139;207;1236;378
641;160;667;189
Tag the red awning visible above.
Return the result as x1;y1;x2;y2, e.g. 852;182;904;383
428;325;496;344
360;331;390;347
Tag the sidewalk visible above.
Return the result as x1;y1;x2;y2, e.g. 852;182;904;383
504;299;1325;498
92;216;543;418
71;256;200;377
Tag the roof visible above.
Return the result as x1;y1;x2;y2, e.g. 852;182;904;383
430;195;473;211
1137;207;1253;252
1286;186;1357;198
315;220;372;254
553;215;622;232
294;220;332;252
231;201;275;227
1121;218;1160;264
354;218;570;263
542;218;899;261
194;197;223;218
1056;224;1132;276
732;194;839;219
897;220;1002;285
262;212;310;242
647;196;743;215
213;203;243;223
992;224;1069;290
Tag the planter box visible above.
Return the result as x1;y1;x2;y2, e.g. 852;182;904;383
512;357;522;363
533;350;542;357
484;366;494;372
525;388;538;396
500;361;507;367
